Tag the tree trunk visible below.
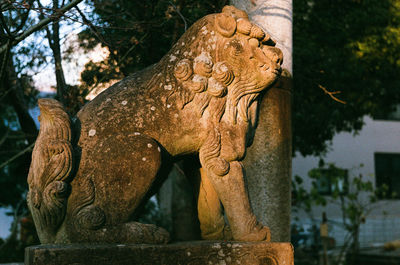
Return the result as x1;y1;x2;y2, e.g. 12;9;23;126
231;0;293;242
6;58;38;144
46;0;68;106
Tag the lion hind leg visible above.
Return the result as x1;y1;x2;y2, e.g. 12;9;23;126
64;134;168;243
66;177;170;244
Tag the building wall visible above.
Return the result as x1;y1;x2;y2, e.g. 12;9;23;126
292;116;400;246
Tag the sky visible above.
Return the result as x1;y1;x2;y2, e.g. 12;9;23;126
31;29;109;93
0;208;13;239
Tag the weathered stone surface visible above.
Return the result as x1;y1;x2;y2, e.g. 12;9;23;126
25;241;293;265
26;5;283;244
244;76;292;242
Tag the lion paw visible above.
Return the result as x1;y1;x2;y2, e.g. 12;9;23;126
234;225;271;242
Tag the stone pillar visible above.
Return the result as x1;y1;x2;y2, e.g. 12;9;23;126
232;0;293;242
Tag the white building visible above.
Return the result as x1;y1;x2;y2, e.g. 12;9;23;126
292;112;400;247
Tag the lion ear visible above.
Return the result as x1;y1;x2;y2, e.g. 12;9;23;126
215;13;236;37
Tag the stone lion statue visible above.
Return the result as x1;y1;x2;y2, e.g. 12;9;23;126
27;6;283;244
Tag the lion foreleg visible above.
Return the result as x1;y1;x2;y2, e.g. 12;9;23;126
197;167;232;240
205;161;270;241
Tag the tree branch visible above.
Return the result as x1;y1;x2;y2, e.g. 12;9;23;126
318;84;346;104
0;86;13;102
0;126;9;147
0;0;83;54
0;1;13;11
0;142;35;170
0;10;13;37
0;39;12;84
89;33;148;92
169;1;187;32
13;0;34;34
7;58;38;143
75;6;113;50
173;163;186;177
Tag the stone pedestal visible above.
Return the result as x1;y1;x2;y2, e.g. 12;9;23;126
25;241;293;265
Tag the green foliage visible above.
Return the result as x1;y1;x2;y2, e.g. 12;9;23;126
293;0;400;156
58;84;89;116
0;237;25;263
292;162;395;263
79;0;227;91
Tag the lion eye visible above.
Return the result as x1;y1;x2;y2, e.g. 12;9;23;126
228;40;243;56
249;38;259;47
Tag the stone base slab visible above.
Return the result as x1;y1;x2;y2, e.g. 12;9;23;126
25;241;293;265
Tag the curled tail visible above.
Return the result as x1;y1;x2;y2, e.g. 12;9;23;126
27;98;74;243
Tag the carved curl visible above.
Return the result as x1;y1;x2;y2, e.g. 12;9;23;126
41;181;71;227
212;62;234;86
193;52;213;77
199;128;230;176
75;205;106;230
191;74;208;93
174;59;193;81
72;177;106;231
27;98;74;241
237;19;252;35
207;77;226;98
250;25;265;40
215;13;236;37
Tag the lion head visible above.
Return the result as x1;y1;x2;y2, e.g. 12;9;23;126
150;6;283;125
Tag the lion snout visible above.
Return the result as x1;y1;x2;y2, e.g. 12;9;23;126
262;46;283;66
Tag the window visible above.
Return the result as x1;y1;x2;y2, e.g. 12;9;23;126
314;168;348;196
375;153;400;199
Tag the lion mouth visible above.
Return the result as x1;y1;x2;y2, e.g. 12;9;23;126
260;64;281;76
273;67;282;76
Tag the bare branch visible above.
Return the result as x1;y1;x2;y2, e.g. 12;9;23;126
0;10;13;37
13;0;34;34
0;86;13;101
169;1;187;32
0;39;12;84
44;24;53;47
89;33;148;92
173;163;186;177
14;2;157;31
0;142;35;170
0;126;9;147
318;84;347;104
0;0;83;54
75;5;113;49
0;1;13;11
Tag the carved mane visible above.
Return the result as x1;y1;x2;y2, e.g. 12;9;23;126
147;8;271;126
